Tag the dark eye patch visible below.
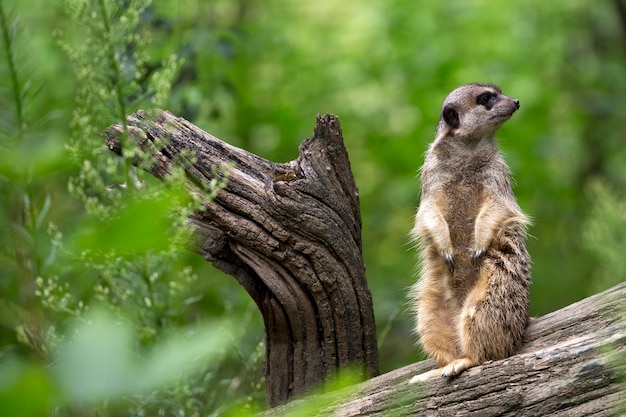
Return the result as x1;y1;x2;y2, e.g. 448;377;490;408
476;92;496;108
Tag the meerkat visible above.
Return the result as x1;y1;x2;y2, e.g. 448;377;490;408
409;83;531;383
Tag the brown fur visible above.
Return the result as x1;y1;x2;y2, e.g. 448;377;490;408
409;83;531;383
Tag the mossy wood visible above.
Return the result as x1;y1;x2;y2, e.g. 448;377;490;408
264;283;626;416
104;110;379;407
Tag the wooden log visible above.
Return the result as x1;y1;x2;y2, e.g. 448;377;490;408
103;110;380;407
265;282;626;416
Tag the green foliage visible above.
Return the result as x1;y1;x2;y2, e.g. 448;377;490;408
1;0;261;415
582;181;626;294
1;0;626;415
267;370;366;417
0;308;238;416
53;309;234;404
0;358;53;417
57;0;183;215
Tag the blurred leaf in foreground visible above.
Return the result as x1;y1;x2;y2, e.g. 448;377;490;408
0;356;53;417
70;184;192;256
54;307;236;406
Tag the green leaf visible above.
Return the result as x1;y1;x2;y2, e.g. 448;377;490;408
71;187;190;255
54;308;135;403
0;358;54;417
54;307;237;405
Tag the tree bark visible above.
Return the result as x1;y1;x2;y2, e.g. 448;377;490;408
265;282;626;416
103;110;380;407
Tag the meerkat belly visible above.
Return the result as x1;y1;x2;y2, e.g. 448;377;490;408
440;179;485;300
440;179;484;246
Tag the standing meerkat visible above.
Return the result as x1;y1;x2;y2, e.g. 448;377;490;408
409;83;531;383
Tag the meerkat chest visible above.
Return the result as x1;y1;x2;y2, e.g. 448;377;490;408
441;179;483;243
439;172;487;301
436;161;491;245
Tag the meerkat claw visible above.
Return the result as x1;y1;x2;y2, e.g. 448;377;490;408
441;251;455;271
441;364;457;378
471;248;485;263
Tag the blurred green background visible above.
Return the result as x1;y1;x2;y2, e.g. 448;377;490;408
1;0;625;415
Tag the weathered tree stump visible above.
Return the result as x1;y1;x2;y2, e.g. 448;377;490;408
264;282;626;416
104;110;379;407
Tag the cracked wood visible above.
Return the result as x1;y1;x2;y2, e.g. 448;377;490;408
104;110;380;407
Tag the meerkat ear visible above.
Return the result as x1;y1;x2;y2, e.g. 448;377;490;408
442;105;460;129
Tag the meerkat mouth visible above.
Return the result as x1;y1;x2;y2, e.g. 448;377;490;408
490;109;516;122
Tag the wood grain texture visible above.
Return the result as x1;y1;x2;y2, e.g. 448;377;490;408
266;283;626;416
104;110;379;407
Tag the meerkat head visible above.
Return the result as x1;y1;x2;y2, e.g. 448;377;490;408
436;83;520;143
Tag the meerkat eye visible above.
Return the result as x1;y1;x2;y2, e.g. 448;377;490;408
476;92;496;107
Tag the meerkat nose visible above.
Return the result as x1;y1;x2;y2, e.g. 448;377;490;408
513;99;520;109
